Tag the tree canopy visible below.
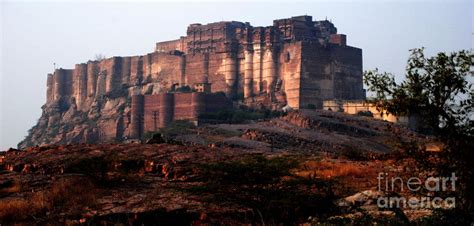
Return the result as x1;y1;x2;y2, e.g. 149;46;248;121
364;48;474;216
364;48;473;135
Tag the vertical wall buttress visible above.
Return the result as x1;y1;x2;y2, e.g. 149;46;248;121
159;93;174;128
262;48;276;94
46;74;54;103
244;50;254;98
73;63;88;110
130;95;144;139
224;53;238;98
191;92;206;119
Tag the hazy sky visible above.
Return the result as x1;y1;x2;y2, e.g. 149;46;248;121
0;0;472;150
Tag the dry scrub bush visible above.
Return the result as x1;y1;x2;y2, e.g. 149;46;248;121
0;177;97;222
295;160;366;179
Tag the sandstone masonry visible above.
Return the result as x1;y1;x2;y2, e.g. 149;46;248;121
19;15;365;148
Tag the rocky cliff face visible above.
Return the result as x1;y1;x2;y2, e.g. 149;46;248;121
18;56;170;149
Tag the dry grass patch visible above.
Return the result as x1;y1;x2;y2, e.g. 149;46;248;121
0;190;49;222
0;176;97;223
295;160;367;179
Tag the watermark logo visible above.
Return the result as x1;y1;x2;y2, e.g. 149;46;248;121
376;172;457;209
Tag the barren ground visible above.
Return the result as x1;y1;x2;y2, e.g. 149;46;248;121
0;110;439;224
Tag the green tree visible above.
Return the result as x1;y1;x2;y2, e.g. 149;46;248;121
364;48;473;219
364;48;473;134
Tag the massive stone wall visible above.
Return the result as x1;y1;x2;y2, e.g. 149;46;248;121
299;42;364;108
20;15;365;148
300;42;335;108
42;15;364;110
155;38;187;53
153;15;364;108
129;92;230;138
279;42;303;108
331;45;365;100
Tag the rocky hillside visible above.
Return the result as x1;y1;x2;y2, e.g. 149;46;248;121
2;111;454;225
18;53;185;149
18;91;130;149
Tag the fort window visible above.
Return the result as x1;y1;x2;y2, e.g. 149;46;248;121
285;52;291;62
194;83;211;93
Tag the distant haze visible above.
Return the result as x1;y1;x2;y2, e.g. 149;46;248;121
1;0;472;150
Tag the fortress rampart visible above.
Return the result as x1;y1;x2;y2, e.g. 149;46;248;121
46;15;364;111
20;15;366;147
130;92;231;138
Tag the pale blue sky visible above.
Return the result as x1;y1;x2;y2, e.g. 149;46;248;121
1;0;472;150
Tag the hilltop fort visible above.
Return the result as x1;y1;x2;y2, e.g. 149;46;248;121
19;15;365;148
